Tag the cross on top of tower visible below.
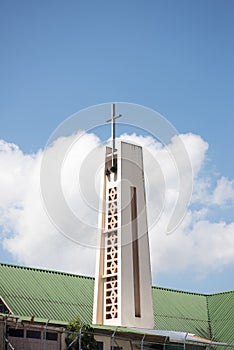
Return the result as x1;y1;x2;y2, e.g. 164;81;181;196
106;103;122;170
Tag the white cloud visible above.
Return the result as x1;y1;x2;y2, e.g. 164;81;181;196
212;176;234;206
0;132;234;282
0;135;98;276
176;133;209;177
150;216;234;279
0;140;37;207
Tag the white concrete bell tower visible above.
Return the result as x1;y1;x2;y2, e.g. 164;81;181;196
93;105;154;328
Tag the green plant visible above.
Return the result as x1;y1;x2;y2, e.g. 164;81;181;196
65;317;97;350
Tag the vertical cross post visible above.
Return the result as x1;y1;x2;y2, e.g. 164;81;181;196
106;103;122;169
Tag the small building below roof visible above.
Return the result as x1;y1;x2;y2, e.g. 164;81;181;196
0;262;233;349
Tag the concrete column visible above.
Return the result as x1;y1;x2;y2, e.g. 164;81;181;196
93;141;154;328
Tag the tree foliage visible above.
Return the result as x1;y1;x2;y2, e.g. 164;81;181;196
65;317;97;350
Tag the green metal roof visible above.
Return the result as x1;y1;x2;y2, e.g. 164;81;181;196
152;287;210;339
0;263;234;345
208;291;234;345
0;263;94;324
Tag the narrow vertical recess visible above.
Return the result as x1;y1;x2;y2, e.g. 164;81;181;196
131;186;141;318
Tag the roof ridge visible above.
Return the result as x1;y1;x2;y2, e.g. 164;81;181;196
152;285;206;296
208;289;234;296
205;294;212;340
0;262;94;280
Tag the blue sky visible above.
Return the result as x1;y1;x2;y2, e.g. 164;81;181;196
0;0;234;293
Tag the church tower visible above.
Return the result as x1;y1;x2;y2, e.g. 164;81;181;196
93;104;154;328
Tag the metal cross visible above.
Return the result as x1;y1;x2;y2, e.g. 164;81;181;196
106;103;122;168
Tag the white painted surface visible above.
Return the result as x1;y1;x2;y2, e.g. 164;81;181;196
93;141;154;328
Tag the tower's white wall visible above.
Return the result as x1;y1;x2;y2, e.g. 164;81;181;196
92;148;108;325
93;141;154;329
120;142;154;328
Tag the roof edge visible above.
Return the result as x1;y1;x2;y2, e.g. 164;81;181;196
0;262;94;281
152;285;206;297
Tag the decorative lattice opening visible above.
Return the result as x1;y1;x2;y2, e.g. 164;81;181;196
105;186;118;320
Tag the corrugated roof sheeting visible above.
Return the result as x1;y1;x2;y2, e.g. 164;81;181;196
152;287;210;339
1;263;234;345
0;263;94;324
208;291;234;345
